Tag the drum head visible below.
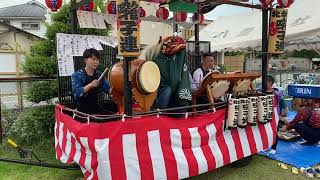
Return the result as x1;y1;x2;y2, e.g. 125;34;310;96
137;61;160;93
233;79;251;92
200;71;221;88
210;80;230;98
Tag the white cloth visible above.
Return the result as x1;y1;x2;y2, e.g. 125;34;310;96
192;68;204;91
192;66;221;91
189;73;198;92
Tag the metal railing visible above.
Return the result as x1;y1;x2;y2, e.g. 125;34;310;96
0;77;56;144
0;77;56;110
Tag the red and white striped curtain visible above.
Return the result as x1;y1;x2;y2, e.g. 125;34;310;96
55;105;278;180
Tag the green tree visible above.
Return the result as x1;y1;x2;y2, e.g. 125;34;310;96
94;0;107;13
23;3;111;103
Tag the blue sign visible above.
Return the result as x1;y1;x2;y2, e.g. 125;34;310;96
288;84;320;99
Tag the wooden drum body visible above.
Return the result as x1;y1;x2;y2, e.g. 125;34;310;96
109;59;161;113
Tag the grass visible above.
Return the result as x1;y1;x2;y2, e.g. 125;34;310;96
0;139;309;180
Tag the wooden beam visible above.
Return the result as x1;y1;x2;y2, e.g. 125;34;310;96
0;49;15;53
0;72;25;75
0;77;55;82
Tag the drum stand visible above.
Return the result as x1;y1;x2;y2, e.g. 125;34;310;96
192;73;261;115
132;88;157;113
191;84;216;116
112;88;157;113
206;84;216;110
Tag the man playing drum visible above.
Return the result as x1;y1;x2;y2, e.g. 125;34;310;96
192;52;219;91
71;48;110;114
192;53;219;109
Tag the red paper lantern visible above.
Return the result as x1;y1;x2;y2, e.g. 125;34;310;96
140;7;146;17
277;0;294;8
156;7;169;20
107;1;116;14
192;13;204;24
80;1;94;11
259;0;274;7
45;0;63;12
173;12;187;22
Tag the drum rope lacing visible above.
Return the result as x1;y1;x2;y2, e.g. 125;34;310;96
57;102;226;123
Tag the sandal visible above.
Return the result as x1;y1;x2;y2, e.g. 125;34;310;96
300;167;316;178
312;167;320;178
292;167;299;174
278;163;288;170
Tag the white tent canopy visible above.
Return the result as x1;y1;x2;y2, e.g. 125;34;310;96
198;0;320;52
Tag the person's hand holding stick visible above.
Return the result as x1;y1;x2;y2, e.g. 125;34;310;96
98;68;109;82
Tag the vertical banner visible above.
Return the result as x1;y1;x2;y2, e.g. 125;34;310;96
116;0;140;57
268;8;288;54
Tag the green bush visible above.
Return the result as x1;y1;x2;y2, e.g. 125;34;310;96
30;40;55;57
10;106;55;144
1;106;18;138
26;81;58;103
23;56;57;77
290;49;320;59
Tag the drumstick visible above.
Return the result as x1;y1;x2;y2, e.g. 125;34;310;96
98;68;109;82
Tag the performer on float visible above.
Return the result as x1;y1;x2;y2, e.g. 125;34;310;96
140;36;192;110
192;52;219;91
71;48;110;114
192;52;219;109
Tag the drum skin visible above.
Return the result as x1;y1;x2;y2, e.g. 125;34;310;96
109;59;160;95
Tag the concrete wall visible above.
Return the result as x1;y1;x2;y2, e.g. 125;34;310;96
0;24;39;76
245;57;311;72
0;30;38;53
0;52;26;73
9;19;46;38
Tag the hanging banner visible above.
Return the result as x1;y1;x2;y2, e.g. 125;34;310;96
169;0;197;13
117;0;140;57
268;8;288;54
77;10;107;29
56;33;118;76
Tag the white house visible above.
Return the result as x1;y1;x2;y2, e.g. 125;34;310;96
0;0;47;38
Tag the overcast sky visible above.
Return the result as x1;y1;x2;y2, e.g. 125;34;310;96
0;0;260;20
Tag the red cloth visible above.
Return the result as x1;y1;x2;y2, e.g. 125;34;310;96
55;105;278;180
161;36;186;55
287;108;320;130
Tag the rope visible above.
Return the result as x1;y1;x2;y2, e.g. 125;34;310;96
56;102;227;122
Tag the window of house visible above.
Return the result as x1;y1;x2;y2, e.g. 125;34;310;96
1;19;10;24
21;22;40;30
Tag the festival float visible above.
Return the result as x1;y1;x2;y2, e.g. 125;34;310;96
1;0;296;179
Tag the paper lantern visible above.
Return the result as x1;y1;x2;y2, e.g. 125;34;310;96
80;1;94;11
156;7;169;20
107;1;116;14
173;12;187;22
140;7;146;17
192;13;204;24
277;0;294;8
45;0;62;12
259;0;274;7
